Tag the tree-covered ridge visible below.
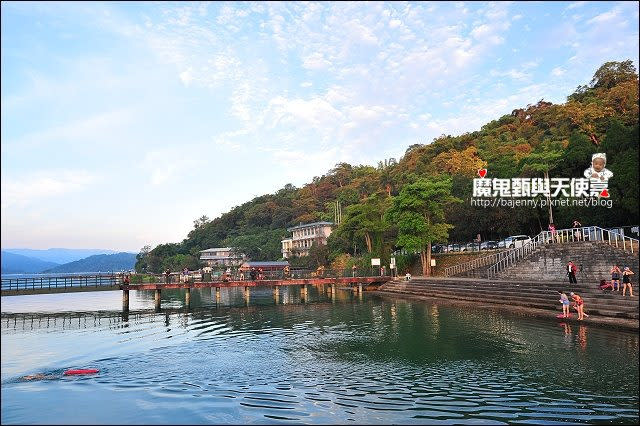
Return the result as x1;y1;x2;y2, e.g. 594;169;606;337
136;61;639;273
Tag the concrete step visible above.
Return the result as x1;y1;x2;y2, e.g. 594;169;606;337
396;281;639;300
380;287;639;319
382;284;639;314
385;284;639;311
406;279;640;296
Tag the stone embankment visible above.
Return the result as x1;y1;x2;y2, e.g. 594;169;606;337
376;277;639;330
497;241;638;282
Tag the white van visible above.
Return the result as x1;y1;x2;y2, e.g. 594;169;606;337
504;235;531;249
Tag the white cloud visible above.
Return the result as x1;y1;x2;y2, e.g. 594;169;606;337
490;69;531;81
302;52;332;70
389;19;402;28
566;1;587;10
179;68;193;86
1;170;97;209
6;108;136;149
141;146;206;185
551;67;565;76
586;9;619;25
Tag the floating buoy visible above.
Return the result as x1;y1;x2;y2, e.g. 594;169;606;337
63;369;99;376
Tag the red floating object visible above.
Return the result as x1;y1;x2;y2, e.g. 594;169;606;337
556;314;572;319
63;369;99;376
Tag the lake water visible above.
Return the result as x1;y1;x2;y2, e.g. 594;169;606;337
2;286;638;424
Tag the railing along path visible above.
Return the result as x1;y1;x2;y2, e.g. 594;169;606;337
444;226;638;279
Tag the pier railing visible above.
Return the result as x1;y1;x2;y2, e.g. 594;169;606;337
146;267;394;284
2;268;393;293
1;274;118;292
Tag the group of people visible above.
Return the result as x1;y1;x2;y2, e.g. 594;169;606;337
603;265;635;297
558;291;587;320
548;220;584;243
559;264;635;320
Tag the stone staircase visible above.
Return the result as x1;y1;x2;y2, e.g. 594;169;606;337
497;241;638;282
445;226;639;280
379;277;639;321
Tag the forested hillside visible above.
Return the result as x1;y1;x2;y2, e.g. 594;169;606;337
44;252;137;273
1;251;59;274
136;61;639;274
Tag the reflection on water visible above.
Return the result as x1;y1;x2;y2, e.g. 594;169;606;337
1;287;638;424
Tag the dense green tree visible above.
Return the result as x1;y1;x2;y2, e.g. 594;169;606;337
520;141;564;224
590;60;637;90
385;177;460;276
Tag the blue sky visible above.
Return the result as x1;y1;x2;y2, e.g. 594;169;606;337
1;1;638;252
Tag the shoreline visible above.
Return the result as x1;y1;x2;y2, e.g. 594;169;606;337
371;290;639;332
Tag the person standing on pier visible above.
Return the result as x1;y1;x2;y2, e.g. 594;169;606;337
164;269;171;285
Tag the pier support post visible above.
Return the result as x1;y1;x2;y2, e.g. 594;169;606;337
122;289;129;311
244;286;250;303
215;287;221;302
358;283;363;301
185;287;191;307
301;284;308;302
155;288;161;311
274;286;280;303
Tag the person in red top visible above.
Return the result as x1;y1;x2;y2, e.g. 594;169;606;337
567;261;578;284
548;223;557;243
570;292;588;320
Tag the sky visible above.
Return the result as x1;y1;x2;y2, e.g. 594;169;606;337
1;1;638;252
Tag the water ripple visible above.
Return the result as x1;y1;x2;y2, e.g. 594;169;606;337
2;296;638;424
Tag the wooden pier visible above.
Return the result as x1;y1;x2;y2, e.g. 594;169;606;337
121;277;387;310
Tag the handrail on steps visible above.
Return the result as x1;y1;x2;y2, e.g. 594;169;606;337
444;225;638;278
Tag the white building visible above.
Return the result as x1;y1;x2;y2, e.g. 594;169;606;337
199;247;245;267
281;221;334;258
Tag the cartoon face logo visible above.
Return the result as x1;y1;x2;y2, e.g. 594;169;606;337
584;153;613;182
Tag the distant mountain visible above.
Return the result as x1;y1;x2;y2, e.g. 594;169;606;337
43;252;137;273
3;248;118;264
1;251;60;274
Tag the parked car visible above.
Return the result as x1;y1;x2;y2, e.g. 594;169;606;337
462;242;481;252
480;241;499;250
431;244;445;254
447;243;462;252
504;235;532;249
497;239;507;249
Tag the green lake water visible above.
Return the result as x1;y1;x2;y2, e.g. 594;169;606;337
1;286;638;424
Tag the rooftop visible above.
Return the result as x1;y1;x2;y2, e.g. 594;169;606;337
200;247;235;253
287;221;334;232
241;261;290;266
